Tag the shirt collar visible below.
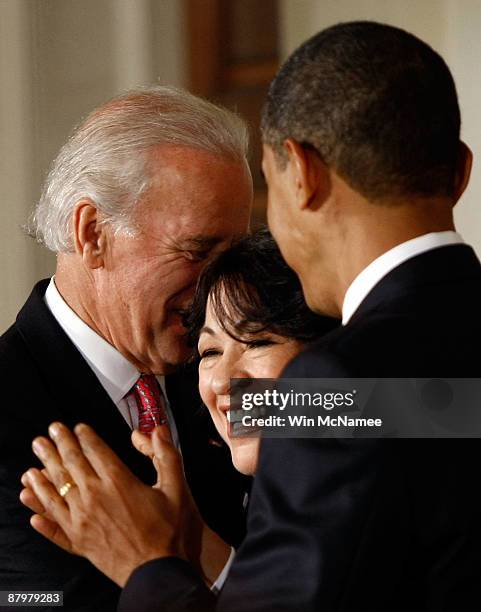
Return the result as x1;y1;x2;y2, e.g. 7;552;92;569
342;231;464;325
44;278;139;404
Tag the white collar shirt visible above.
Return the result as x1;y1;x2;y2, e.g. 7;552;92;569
342;231;464;325
44;277;179;447
44;278;236;587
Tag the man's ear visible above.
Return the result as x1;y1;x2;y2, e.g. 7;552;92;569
72;199;106;269
283;139;329;210
453;141;473;204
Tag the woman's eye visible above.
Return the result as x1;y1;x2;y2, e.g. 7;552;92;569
199;348;221;360
246;339;276;349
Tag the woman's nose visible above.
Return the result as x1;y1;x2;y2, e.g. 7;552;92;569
211;356;248;396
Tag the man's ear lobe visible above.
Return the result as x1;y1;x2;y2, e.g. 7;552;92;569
453;141;473;203
72;200;106;269
283;139;327;210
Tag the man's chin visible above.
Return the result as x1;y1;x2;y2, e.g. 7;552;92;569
154;345;193;374
149;326;193;373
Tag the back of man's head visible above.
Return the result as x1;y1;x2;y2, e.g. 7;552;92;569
261;21;460;203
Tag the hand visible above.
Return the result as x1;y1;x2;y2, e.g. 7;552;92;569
20;422;188;586
132;430;232;586
20;468;72;551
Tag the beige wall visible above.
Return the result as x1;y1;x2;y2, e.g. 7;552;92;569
280;0;481;257
0;0;186;333
1;1;480;333
444;0;481;253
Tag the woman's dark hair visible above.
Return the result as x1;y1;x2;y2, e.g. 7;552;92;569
185;227;339;350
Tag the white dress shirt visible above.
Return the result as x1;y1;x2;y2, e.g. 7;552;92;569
44;277;231;589
342;231;464;325
44;277;179;446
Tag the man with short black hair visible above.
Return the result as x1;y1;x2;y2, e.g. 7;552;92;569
262;20;461;202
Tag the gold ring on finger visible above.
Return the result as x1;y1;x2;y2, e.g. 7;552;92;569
59;481;75;497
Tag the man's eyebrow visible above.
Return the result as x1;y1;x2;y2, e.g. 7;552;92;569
199;326;215;336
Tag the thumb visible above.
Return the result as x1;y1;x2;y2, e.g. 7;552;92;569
131;430;154;459
151;427;185;504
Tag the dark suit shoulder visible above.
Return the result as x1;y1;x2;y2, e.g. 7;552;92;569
285;300;481;378
0;322;29;368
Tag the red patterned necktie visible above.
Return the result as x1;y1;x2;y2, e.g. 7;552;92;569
129;374;170;434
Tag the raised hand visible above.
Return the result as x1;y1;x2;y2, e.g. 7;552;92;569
20;423;187;586
131;429;232;586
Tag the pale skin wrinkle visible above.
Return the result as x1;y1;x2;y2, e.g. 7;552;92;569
55;145;253;374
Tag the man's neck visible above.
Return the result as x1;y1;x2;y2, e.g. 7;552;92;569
54;255;106;340
301;193;456;319
334;202;456;308
341;230;463;324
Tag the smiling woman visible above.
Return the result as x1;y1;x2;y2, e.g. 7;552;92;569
186;227;339;475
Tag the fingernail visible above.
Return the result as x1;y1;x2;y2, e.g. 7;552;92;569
49;423;61;438
74;423;88;435
32;440;43;456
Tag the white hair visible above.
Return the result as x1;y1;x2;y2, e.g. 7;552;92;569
29;85;250;253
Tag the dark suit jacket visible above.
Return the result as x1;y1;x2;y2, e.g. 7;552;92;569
119;244;481;611
0;280;248;611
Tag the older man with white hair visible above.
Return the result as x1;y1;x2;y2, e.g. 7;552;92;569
0;86;252;610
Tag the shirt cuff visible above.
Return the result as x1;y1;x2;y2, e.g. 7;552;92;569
211;547;235;594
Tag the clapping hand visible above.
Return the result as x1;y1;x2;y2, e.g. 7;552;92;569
20;423;190;586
